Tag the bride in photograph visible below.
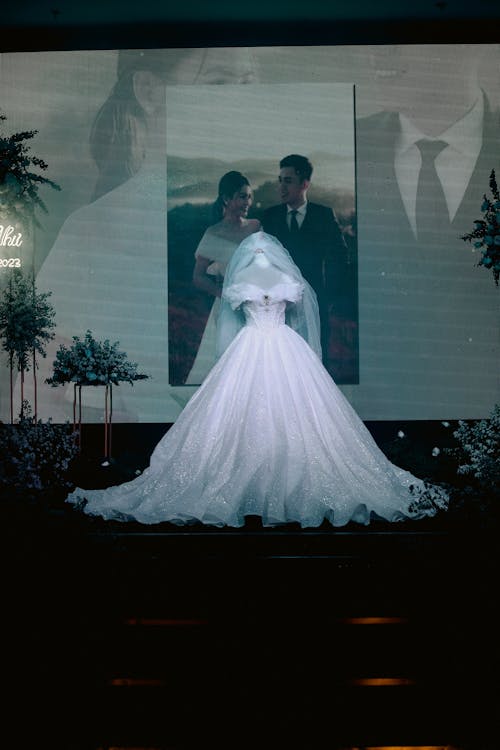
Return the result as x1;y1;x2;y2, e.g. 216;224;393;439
67;231;448;527
185;170;261;384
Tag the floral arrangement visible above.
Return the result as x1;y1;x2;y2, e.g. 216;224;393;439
451;404;500;493
0;402;78;494
0;269;55;373
46;329;149;387
461;169;500;285
0;111;61;228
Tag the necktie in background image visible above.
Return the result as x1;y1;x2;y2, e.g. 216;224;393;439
289;209;300;234
415;139;450;247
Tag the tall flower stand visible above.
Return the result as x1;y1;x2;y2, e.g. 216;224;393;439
73;383;113;460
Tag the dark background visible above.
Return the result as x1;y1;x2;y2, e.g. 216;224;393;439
2;0;500;51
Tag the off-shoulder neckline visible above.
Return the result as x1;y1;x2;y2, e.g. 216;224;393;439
226;280;301;295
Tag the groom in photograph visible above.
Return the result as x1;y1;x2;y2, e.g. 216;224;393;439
263;153;349;364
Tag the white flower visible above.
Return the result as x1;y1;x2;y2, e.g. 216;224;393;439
397;430;405;438
431;447;440;457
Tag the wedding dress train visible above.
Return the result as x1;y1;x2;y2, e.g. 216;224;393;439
67;235;448;527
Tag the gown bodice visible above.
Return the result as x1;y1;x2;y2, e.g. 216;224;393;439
242;297;287;330
225;280;302;334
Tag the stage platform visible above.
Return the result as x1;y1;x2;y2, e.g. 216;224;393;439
2;415;498;750
4;492;498;750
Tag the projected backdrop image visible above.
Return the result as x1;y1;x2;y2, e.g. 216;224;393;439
166;83;357;387
0;44;498;423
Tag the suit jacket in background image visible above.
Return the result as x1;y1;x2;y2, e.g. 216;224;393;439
263;202;348;305
263;201;358;383
353;104;500;417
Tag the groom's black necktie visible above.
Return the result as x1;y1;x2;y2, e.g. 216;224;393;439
289;209;300;234
415;138;449;246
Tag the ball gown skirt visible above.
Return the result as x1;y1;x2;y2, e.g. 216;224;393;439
67;296;447;527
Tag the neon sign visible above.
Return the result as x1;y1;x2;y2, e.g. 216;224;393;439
0;225;23;247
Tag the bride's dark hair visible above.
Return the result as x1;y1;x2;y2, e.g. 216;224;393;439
89;70;145;202
212;171;250;222
89;49;182;202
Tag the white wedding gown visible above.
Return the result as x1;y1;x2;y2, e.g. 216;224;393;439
67;280;447;527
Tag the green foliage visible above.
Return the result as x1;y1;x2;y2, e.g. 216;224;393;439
0;402;78;493
407;480;450;518
461;169;500;286
46;329;149;387
380;417;500;525
0;111;61;228
451;404;500;493
0;268;55;371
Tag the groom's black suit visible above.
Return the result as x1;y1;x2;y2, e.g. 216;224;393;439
263;202;346;302
263;202;350;366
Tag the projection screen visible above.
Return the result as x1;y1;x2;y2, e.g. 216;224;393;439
0;44;498;423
